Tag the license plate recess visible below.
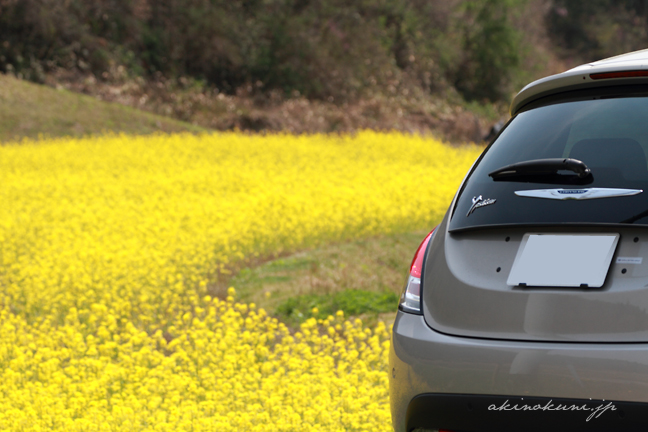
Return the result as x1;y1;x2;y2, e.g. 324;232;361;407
507;233;619;288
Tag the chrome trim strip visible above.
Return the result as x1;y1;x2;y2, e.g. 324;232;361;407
515;188;643;200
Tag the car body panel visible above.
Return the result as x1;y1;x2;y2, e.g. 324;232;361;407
510;49;648;115
422;212;648;342
390;312;648;432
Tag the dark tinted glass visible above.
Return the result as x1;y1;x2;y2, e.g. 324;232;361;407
450;88;648;231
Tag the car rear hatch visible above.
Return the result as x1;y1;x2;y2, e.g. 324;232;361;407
423;86;648;342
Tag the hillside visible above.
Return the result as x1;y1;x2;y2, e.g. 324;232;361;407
2;0;644;142
0;0;560;142
0;74;202;143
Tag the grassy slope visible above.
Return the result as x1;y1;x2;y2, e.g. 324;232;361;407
229;230;432;327
0;73;204;143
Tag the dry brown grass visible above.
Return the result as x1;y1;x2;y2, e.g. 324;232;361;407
46;67;506;144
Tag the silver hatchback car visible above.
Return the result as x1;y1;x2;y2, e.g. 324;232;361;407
390;49;648;432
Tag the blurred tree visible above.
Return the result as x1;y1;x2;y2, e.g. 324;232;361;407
547;0;648;63
452;0;522;102
0;0;539;104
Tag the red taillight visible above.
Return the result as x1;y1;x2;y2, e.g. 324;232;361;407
400;226;438;314
409;227;437;278
590;70;648;80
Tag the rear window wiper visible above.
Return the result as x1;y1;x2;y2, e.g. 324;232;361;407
489;158;592;180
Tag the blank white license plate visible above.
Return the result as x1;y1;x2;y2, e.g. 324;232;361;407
507;233;619;288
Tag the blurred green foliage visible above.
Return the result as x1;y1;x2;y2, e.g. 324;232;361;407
4;0;644;104
547;0;648;63
0;0;530;103
454;0;522;101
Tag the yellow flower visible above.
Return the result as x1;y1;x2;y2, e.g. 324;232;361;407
0;131;481;431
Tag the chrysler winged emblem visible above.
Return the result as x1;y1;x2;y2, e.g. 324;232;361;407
467;195;496;216
514;188;643;200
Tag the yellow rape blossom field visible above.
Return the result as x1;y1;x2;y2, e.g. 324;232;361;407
0;131;482;431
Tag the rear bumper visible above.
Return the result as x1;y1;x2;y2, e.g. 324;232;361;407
405;393;648;432
389;312;648;432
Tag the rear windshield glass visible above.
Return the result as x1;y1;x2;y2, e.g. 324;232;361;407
450;86;648;231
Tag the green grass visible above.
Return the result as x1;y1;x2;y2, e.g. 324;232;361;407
0;74;204;143
276;289;399;327
229;230;433;326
